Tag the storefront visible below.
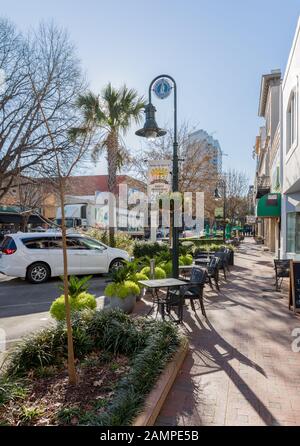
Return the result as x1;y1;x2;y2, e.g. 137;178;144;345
284;193;300;260
256;193;281;255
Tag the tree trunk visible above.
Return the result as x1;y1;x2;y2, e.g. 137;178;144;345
59;178;77;385
106;131;118;247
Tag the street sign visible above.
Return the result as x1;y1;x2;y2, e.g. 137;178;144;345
153;78;172;100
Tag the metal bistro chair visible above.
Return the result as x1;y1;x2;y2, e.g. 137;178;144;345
214;251;228;280
167;267;207;319
274;259;290;291
206;256;220;291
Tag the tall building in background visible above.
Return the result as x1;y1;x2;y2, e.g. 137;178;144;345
188;129;223;174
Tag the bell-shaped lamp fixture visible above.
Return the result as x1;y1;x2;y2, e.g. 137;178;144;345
135;103;167;140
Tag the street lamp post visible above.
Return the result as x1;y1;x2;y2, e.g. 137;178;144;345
214;179;227;242
136;75;179;278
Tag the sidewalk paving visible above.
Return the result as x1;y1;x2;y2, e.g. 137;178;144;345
155;239;300;426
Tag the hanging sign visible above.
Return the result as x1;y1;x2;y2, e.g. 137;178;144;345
148;160;172;204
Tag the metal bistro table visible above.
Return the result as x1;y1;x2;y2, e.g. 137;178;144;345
138;278;187;323
194;256;212;268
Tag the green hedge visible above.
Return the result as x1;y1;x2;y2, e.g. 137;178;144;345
133;241;169;259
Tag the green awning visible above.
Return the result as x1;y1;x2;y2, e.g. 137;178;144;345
257;193;281;218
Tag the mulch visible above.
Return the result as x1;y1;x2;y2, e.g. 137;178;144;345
0;353;130;426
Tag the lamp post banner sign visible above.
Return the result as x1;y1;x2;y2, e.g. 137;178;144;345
148;160;172;204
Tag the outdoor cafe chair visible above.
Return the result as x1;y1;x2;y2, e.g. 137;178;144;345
206;256;220;291
213;251;228;280
167;267;207;318
274;259;290;291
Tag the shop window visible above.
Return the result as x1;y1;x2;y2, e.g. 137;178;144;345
287;90;297;152
287;212;300;253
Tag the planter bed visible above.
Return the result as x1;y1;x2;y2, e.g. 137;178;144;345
0;309;182;426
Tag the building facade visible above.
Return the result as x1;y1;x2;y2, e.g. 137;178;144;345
254;70;282;255
280;17;300;260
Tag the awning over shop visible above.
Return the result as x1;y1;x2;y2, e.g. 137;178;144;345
0;212;45;224
257;193;281;218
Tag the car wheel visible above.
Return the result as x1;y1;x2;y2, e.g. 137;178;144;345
109;258;125;273
26;262;50;284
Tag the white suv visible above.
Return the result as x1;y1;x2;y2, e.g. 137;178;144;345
0;232;130;284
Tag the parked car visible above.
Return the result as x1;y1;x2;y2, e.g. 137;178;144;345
0;232;131;284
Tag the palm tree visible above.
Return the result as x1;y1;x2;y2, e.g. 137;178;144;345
70;83;145;246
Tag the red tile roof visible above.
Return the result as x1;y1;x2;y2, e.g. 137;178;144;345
66;175;146;196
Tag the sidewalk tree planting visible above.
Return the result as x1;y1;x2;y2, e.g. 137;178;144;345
27;23;91;385
70;84;145;246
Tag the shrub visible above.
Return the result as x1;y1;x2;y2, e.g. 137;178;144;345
179;241;195;255
84;229;134;254
133;241;169;259
59;275;92;299
180;254;193;265
140;266;166;280
160;261;172;277
132;272;148;290
104;280;140;299
50;292;97;321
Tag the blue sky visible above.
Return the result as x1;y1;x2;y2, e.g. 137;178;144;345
1;0;300;181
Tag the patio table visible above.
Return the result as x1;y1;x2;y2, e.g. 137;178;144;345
194;257;211;267
138;278;187;323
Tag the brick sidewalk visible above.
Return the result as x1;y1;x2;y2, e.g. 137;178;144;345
154;239;300;426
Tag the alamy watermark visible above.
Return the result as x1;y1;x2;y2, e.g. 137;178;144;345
291;328;300;352
0;328;6;353
92;185;205;230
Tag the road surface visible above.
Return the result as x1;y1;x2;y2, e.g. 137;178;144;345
0;273;108;355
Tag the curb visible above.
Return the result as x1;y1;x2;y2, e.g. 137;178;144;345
133;337;189;426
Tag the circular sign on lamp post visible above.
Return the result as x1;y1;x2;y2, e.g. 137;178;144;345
153;78;172;99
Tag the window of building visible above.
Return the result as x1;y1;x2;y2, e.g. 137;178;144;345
287;213;300;253
287;90;297;152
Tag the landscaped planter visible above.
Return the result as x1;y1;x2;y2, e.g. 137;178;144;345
108;294;136;313
133;337;189;426
0;310;182;426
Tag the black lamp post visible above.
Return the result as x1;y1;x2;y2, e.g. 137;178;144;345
214;179;227;242
136;75;179;278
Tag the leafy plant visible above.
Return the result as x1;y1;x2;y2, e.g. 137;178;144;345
50;292;97;321
19;405;44;424
133;241;169;259
59;275;92;299
132;272;148;291
140;266;166;280
104;281;140;299
180;254;193;265
0;377;28;406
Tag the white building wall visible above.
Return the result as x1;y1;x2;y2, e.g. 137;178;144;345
281;17;300;259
